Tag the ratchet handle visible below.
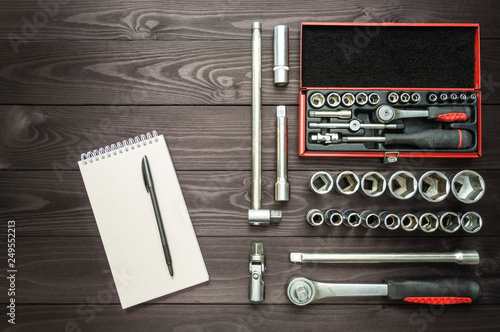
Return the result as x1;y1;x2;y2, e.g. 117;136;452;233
386;279;481;304
384;129;473;149
428;106;471;122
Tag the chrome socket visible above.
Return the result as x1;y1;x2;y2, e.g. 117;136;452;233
342;93;355;107
418;171;450;203
324;209;343;227
428;93;438;103
460;93;468;101
273;25;289;86
451;170;485;204
388;171;418;200
461;212;482;233
387;92;399;103
306;209;324;226
418;213;439;233
439;212;461;233
400;92;410;103
360;210;381;229
439;93;448;102
335;171;360;195
368;93;380;105
342;209;361;227
411;93;420;103
400;213;418;231
356;92;368;106
379;211;400;230
309;171;334;194
361;171;386;197
450;93;459;101
310;92;325;108
326;93;341;108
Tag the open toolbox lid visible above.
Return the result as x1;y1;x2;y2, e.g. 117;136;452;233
300;23;480;91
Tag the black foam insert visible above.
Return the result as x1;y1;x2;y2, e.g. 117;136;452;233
302;25;477;88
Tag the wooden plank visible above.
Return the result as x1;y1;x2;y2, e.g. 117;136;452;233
1;105;499;171
0;40;499;105
0;170;496;237
1;0;499;41
0;237;498;305
2;304;500;331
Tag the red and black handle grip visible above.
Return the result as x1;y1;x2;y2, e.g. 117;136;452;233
385;279;482;305
427;106;472;122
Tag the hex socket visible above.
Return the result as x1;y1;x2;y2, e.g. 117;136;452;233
451;170;485;204
324;209;343;226
439;212;461;233
336;171;360;195
400;213;418;231
461;212;482;233
379;211;400;230
361;171;386;197
388;171;417;200
418;171;450;203
309;171;334;194
273;25;289;86
418;213;439;233
306;209;324;226
360;210;381;229
342;209;361;227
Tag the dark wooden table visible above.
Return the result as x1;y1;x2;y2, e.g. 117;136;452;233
1;0;500;330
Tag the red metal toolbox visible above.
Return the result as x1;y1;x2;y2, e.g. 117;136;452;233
298;22;481;160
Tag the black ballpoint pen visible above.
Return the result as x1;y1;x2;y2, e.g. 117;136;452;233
142;155;174;277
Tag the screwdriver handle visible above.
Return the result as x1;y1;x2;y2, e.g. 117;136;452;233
427;106;471;122
384;129;472;149
386;279;481;304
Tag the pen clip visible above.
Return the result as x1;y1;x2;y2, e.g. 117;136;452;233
142;155;152;193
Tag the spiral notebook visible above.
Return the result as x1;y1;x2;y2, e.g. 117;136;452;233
78;131;209;309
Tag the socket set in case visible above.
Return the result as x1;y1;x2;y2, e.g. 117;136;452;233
299;23;482;160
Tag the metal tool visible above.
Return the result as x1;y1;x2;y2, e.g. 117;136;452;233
326;92;341;108
249;242;266;302
440;93;448;102
419;212;439;233
360;210;381;229
428;93;438;103
400;92;410;103
342;93;355;107
418;170;450;203
275;106;289;201
439;212;461;233
360;171;386;197
411;93;420;103
309;171;334;194
400;213;418;231
287;276;481;306
356;92;368;106
308;109;352;119
273;25;289;86
289;250;480;265
336;171;360;195
324;209;343;226
451;170;485;204
379;211;400;230
450;93;458;101
306;209;324;226
460;93;467;101
248;22;281;226
388;171;417;200
310;92;325;108
461;212;482;233
387;92;399;103
342;209;361;227
341;129;473;149
375;104;471;123
368;93;380;105
309;120;403;132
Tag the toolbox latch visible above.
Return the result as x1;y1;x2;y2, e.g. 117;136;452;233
383;152;400;164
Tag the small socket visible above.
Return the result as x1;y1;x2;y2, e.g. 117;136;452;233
387;92;399;104
439;212;461;233
368;93;380;105
451;170;485;204
306;209;324;226
326;93;341;108
335;171;360;195
401;214;418;231
379;212;400;230
309;171;334;194
324;209;343;226
388;171;418;200
419;213;439;233
439;93;448;102
450;93;458;101
418;171;450;203
361;171;386;197
355;92;368;106
428;93;438;103
411;93;420;103
342;93;355;107
469;94;477;102
360;210;381;229
461;212;482;233
310;92;325;108
460;93;467;101
400;92;410;103
342;209;361;227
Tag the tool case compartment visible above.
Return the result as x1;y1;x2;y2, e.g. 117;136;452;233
298;23;481;159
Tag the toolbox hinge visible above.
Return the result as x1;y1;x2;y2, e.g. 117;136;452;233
383;152;400;164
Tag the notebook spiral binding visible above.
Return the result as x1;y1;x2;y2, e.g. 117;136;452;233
81;131;159;165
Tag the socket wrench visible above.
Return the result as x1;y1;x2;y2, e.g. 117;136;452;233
375;104;471;123
275;106;289;201
248;22;281;226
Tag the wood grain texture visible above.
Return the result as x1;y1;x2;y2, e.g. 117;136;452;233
0;170;496;237
1;0;499;40
1;105;500;171
2;304;500;332
0;237;498;305
0;40;499;105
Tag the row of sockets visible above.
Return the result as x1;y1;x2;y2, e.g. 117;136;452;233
306;209;482;234
309;91;476;109
309;170;485;204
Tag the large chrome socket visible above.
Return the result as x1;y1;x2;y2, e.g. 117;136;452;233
309;171;334;194
273;25;289;86
388;171;418;200
418;171;450;203
361;171;386;197
451;170;485;204
336;171;360;195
